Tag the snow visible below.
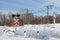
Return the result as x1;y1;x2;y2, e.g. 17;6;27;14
0;36;40;40
50;37;60;40
0;23;60;40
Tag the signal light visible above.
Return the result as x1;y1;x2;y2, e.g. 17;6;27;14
12;14;20;17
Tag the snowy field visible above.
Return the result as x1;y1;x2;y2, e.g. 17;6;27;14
0;23;60;40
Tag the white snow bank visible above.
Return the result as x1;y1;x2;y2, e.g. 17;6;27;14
0;23;60;40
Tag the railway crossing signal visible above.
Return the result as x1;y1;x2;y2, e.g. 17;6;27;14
12;14;20;27
12;14;20;32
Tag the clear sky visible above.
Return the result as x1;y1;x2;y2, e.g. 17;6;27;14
0;0;60;16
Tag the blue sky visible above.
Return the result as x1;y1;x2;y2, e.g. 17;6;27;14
0;0;60;16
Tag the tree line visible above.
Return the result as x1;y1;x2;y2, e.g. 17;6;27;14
0;11;60;26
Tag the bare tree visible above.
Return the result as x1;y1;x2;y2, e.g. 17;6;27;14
0;12;4;26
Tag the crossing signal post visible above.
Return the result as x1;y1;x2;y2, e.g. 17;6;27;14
12;14;20;32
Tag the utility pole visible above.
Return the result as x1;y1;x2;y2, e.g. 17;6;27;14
47;6;49;24
46;5;53;26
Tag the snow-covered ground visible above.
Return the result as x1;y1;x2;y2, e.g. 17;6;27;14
0;36;40;40
0;23;60;40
